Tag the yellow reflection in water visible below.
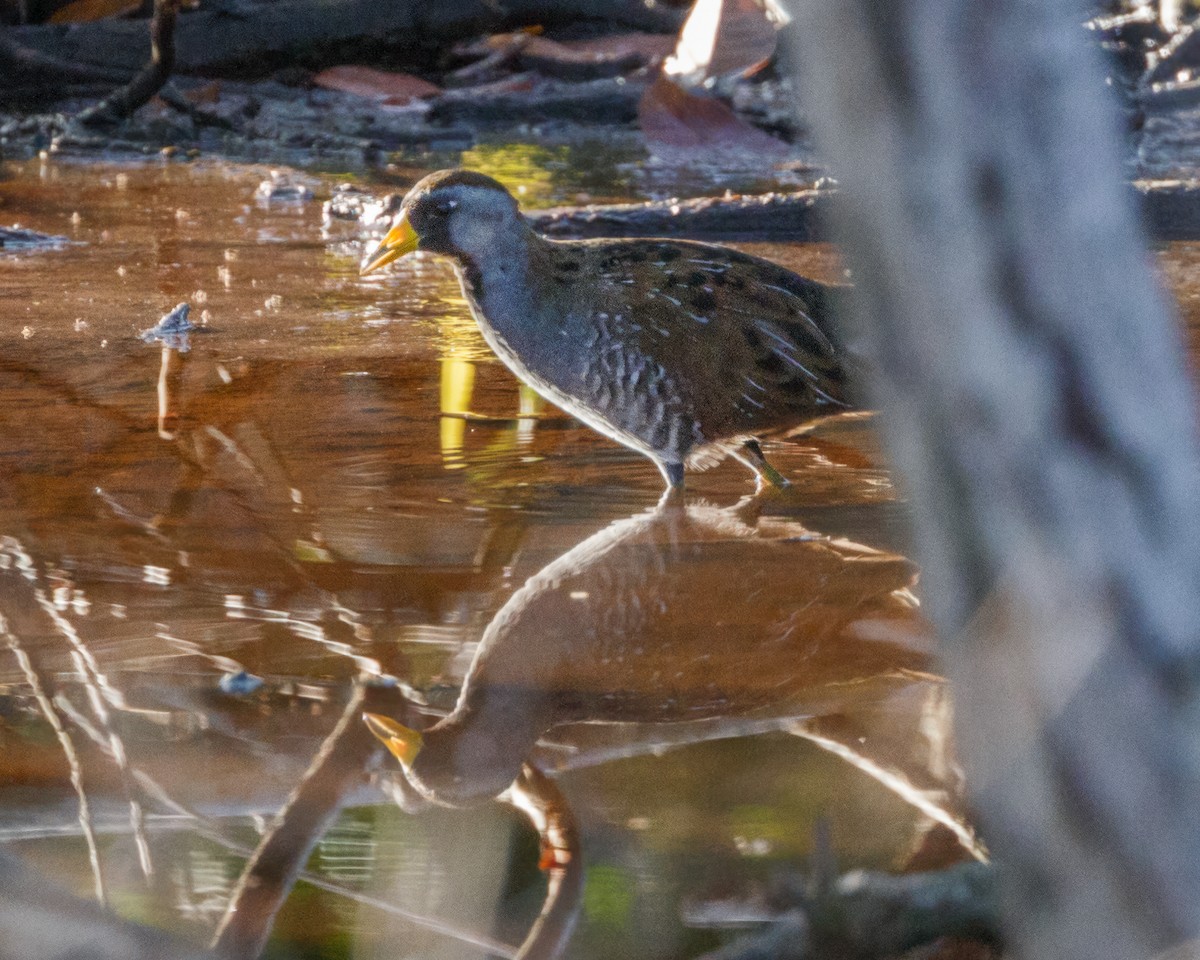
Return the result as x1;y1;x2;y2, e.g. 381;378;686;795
435;297;551;466
439;357;476;468
434;306;492;363
459;143;567;208
518;383;545;442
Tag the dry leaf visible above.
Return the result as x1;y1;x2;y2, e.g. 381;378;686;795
518;35;642;80
313;66;440;104
185;81;222;105
556;32;677;63
637;73;787;156
48;0;139;22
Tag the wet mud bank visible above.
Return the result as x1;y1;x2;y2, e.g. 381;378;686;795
3;1;1200;220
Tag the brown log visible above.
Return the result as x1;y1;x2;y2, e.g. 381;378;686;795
784;2;1200;960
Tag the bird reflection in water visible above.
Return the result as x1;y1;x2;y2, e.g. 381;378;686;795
368;495;972;851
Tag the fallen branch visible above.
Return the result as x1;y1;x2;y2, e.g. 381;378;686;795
530;187;833;241
530;180;1200;242
428;75;646;126
8;0;683;77
75;0;180;129
342;180;1199;248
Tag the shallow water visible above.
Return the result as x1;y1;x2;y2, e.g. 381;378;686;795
0;156;1195;959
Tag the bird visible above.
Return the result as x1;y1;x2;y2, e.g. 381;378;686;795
360;169;857;490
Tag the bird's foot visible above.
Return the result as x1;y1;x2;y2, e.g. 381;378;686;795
657;460;686;489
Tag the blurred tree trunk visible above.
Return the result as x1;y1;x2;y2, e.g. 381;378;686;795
782;1;1200;958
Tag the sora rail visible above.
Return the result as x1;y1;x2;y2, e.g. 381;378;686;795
361;169;856;489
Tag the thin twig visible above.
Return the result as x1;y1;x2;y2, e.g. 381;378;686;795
0;612;107;907
3;536;153;880
53;692;515;955
76;0;181;129
156;82;237;130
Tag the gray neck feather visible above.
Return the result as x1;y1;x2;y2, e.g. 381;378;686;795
458;221;548;333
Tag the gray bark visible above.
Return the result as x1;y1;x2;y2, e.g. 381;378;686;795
783;1;1200;959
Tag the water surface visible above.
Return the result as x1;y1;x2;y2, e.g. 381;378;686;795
1;156;1195;959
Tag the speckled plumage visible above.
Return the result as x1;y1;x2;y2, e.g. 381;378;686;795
369;169;857;488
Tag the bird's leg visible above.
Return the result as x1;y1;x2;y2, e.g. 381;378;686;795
735;439;791;491
658;460;686;489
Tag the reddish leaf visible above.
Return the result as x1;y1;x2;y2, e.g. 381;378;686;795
637;73;787;156
524;32;676;70
451;30;674;83
516;35;647;80
556;32;677;63
184;81;222;105
455;24;544;55
665;0;777;82
48;0;138;22
313;66;440;104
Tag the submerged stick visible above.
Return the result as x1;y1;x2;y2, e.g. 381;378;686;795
0;612;107;908
211;684;411;960
2;536;151;886
0;851;209;960
52;691;512;956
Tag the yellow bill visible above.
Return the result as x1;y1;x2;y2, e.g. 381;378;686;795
360;211;420;275
363;712;424;768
